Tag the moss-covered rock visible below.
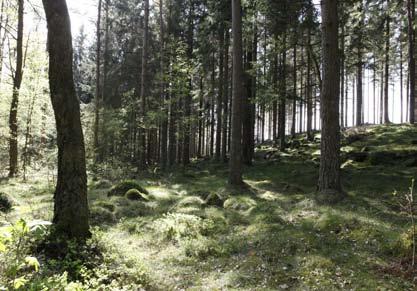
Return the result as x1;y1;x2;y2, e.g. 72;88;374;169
94;179;112;189
125;189;149;201
0;192;13;213
223;196;257;211
90;206;117;225
93;201;116;212
205;193;224;207
107;180;149;197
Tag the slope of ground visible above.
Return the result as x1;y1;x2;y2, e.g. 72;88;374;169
1;124;417;290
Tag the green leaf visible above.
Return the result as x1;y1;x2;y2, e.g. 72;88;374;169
13;276;28;289
25;256;40;272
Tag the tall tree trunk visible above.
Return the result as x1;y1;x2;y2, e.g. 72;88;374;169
243;37;253;165
139;0;150;168
229;0;243;186
278;36;287;150
216;26;224;161
408;0;416;123
222;30;230;162
291;40;297;137
307;27;313;140
93;0;102;160
356;48;363;126
8;0;24;177
42;0;89;239
160;0;168;170
183;0;194;165
318;0;342;199
384;3;391;124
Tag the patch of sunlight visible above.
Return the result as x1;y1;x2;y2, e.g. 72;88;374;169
258;190;283;201
147;186;175;200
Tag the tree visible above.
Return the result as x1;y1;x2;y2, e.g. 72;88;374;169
229;0;244;186
318;0;343;200
93;0;102;160
8;0;24;177
42;0;90;239
407;0;415;123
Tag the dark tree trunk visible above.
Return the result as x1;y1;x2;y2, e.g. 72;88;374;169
306;27;313;140
222;30;230;162
42;0;90;239
93;0;102;160
229;0;243;186
278;39;287;151
160;0;168;170
183;0;194;165
139;0;150;168
408;0;416;123
318;0;342;199
242;39;253;165
291;39;297;137
384;4;390;124
216;26;224;161
8;0;24;177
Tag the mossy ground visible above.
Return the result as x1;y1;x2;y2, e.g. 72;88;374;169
1;124;417;290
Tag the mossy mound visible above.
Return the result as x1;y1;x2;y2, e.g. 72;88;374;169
177;196;205;208
94;179;112;189
0;192;13;213
205;193;224;207
93;201;116;212
107;180;149;197
125;189;150;201
115;202;151;218
90;206;117;225
223;196;257;211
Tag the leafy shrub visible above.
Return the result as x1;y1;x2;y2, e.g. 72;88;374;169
0;219;50;290
0;192;13;213
90;206;117;225
125;189;149;201
107;180;149;197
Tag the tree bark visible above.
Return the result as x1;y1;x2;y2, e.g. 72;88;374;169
93;0;102;161
408;0;416;123
318;0;342;199
384;2;391;124
138;0;150;168
8;0;24;177
229;0;243;186
42;0;90;239
222;30;230;162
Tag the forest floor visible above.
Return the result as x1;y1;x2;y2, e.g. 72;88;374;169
2;124;417;290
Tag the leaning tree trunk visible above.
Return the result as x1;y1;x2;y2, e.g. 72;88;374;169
318;0;342;200
229;0;244;186
42;0;90;239
8;0;24;177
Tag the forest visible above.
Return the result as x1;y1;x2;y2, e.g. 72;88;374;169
1;0;417;289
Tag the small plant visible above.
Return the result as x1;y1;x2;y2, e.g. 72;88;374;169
0;219;50;290
394;179;416;267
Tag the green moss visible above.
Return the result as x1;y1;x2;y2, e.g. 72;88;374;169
108;180;149;197
125;189;149;201
93;201;116;212
223;196;257;211
90;206;117;225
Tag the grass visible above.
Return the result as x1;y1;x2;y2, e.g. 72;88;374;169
1;124;417;290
